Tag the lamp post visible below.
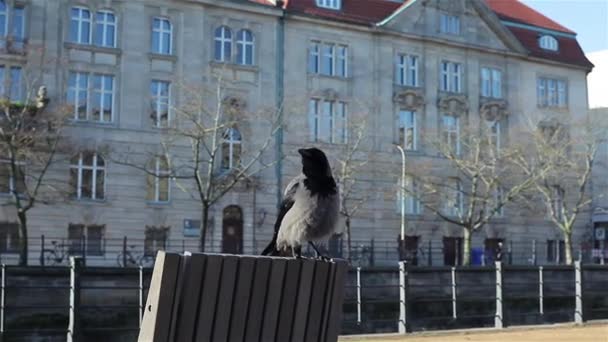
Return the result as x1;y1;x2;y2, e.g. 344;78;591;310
394;144;406;254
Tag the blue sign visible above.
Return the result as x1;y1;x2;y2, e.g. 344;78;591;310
183;219;201;237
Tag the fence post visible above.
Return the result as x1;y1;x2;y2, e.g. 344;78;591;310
398;261;408;334
370;239;375;267
532;240;537;266
451;266;457;319
67;257;82;342
539;266;544;316
1;264;5;337
495;261;503;328
81;235;86;266
122;236;128;268
427;240;432;266
601;240;606;265
508;241;513;265
574;261;584;323
356;266;362;326
139;265;144;326
40;235;45;266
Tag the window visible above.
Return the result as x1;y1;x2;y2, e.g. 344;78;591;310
537;77;567;108
547;239;565;263
486;120;501;153
0;65;22;101
309;99;348;144
493;187;504;217
398;110;417;150
221;127;241;170
539;35;558;51
0;159;25;194
484;238;504;263
440;13;460;35
70;152;105;200
236;29;254;65
308;41;347;77
441;61;461;93
150;80;170;128
214;26;232;62
396;54;419;87
398;235;420;265
70;7;91;44
152;17;172;55
68;72;115;123
0;222;19;253
316;0;341;10
481;67;502;98
444;179;463;217
145;226;168;256
551;186;564;221
94;10;116;48
397;175;421;215
146;157;170;203
442;114;460;154
68;224;104;256
443;236;463;266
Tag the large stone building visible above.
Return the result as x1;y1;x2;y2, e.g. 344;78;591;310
0;0;598;266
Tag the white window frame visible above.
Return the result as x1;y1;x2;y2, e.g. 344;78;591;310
68;71;89;120
308;41;320;74
91;74;114;123
151;80;171;128
0;3;6;39
214;26;232;62
397;175;421;215
316;0;341;10
481;67;502;98
95;10;116;48
149;157;170;203
68;71;115;123
539;35;558;51
441;61;461;93
152;17;172;55
222;127;241;170
493;187;504;217
7;65;21;102
551;186;564;221
0;159;25;194
440;13;460;35
236;29;254;65
396;54;419;87
442;114;460;155
398;109;417;151
487;120;501;153
70;7;92;45
445;179;463;217
309;98;348;144
71;152;105;200
537;77;567;108
309;41;348;77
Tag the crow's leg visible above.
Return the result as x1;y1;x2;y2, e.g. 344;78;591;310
308;241;330;261
292;245;302;259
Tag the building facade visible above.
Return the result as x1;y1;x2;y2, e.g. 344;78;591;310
0;0;598;266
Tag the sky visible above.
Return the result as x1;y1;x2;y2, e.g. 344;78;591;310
521;0;608;54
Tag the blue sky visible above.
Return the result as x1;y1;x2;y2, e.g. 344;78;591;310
521;0;608;53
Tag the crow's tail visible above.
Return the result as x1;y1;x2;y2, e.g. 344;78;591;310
261;234;280;256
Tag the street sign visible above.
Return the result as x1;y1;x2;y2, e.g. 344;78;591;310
183;219;201;237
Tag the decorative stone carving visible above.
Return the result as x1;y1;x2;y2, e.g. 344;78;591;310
437;94;469;116
393;89;425;109
480;99;508;121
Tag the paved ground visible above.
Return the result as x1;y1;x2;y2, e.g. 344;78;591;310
339;324;608;341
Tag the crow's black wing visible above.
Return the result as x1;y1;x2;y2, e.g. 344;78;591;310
261;177;301;255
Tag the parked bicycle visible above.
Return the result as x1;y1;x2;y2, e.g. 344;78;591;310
42;240;69;266
116;245;155;268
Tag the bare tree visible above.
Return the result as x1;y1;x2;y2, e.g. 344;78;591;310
404;122;541;265
0;76;70;265
514;117;605;264
115;75;282;252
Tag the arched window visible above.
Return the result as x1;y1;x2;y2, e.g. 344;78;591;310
221;127;241;170
70;152;105;200
94;10;116;48
539;35;558;51
146;156;170;203
214;26;232;62
236;29;254;65
70;7;92;44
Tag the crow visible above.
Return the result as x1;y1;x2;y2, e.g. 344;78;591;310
261;147;340;259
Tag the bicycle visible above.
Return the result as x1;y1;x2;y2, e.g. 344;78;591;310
41;240;69;266
116;245;155;268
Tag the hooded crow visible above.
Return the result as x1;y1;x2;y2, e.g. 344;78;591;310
261;147;340;258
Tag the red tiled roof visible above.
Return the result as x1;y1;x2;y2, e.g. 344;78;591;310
283;0;402;25
485;0;574;34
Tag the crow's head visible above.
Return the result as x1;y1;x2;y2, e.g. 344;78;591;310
298;147;332;179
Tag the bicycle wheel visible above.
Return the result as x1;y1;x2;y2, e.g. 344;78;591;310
116;253;126;267
44;251;57;266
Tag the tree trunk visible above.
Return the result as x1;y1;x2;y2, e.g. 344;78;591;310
462;228;472;266
564;230;573;265
17;210;28;266
200;204;210;253
345;216;352;262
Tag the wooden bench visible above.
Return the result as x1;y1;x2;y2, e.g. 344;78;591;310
138;251;348;342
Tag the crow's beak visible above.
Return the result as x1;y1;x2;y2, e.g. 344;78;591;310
298;148;310;158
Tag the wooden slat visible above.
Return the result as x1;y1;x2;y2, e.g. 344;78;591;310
291;259;316;342
319;261;338;342
212;255;240;342
228;257;256;342
138;251;181;342
168;254;190;340
175;254;207;342
304;261;331;342
275;259;303;342
244;258;272;341
194;254;224;342
324;260;348;342
260;258;287;342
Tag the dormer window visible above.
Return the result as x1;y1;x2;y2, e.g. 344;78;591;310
539;35;558;51
440;13;460;35
316;0;341;10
